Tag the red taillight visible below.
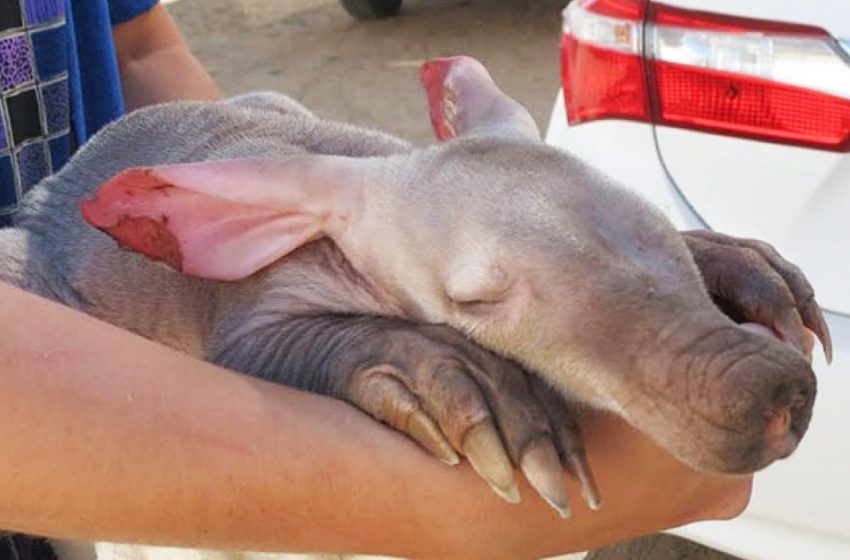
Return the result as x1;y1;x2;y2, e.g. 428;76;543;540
650;3;824;34
579;0;645;20
561;35;648;123
561;0;649;124
652;61;850;149
560;0;850;151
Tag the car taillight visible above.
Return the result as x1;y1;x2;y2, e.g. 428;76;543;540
561;0;850;151
561;0;649;123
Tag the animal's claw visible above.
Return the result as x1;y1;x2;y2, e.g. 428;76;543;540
408;409;460;465
771;307;810;358
463;420;521;503
568;451;601;511
521;439;571;518
801;298;832;363
529;374;601;511
682;230;833;363
347;367;460;464
338;320;597;516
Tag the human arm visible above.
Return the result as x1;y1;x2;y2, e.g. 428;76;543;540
112;4;219;110
0;282;748;560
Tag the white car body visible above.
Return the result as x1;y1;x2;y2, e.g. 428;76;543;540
546;1;850;559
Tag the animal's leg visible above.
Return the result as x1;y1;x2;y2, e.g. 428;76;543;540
210;315;598;516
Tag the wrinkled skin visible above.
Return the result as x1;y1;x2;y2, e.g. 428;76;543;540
214;313;597;514
0;57;830;522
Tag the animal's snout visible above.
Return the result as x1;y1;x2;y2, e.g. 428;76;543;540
759;375;815;466
717;343;817;474
727;324;817;470
625;321;819;475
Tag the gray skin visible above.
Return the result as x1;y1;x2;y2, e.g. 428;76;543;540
0;57;831;526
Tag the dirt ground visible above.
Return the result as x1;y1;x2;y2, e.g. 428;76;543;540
166;0;565;145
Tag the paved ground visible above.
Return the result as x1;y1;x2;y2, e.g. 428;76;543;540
167;0;565;145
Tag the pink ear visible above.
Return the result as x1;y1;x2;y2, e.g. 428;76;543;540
420;56;540;141
81;158;350;281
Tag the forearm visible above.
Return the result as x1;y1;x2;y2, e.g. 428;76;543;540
118;46;219;110
113;5;219;110
0;282;749;559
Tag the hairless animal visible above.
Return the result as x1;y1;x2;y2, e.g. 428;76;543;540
0;56;830;559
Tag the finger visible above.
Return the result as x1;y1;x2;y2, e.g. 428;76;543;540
530;375;601;511
348;367;459;465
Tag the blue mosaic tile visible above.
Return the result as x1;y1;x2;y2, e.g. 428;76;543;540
0;155;17;209
0;34;34;92
0;103;6;150
0;2;23;33
24;0;64;26
7;87;41;144
42;79;67;134
48;133;69;170
16;142;47;193
31;24;66;80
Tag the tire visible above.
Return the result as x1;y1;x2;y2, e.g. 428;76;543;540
339;0;403;19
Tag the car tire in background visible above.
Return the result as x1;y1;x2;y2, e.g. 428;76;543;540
339;0;403;19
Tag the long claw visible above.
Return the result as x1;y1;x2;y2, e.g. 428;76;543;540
407;410;460;465
526;374;602;511
520;439;570;518
772;308;810;358
566;451;601;511
350;369;461;464
463;420;520;503
685;230;834;362
724;234;833;363
801;302;833;363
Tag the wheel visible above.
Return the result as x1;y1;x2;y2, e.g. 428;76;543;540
339;0;403;19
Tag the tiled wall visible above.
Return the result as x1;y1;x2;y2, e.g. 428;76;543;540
0;0;71;214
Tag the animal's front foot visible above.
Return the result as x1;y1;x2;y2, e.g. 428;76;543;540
329;319;600;517
682;230;832;361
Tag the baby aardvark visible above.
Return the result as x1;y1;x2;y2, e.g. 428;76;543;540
0;56;829;559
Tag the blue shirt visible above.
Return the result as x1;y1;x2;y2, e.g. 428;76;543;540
0;0;157;218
